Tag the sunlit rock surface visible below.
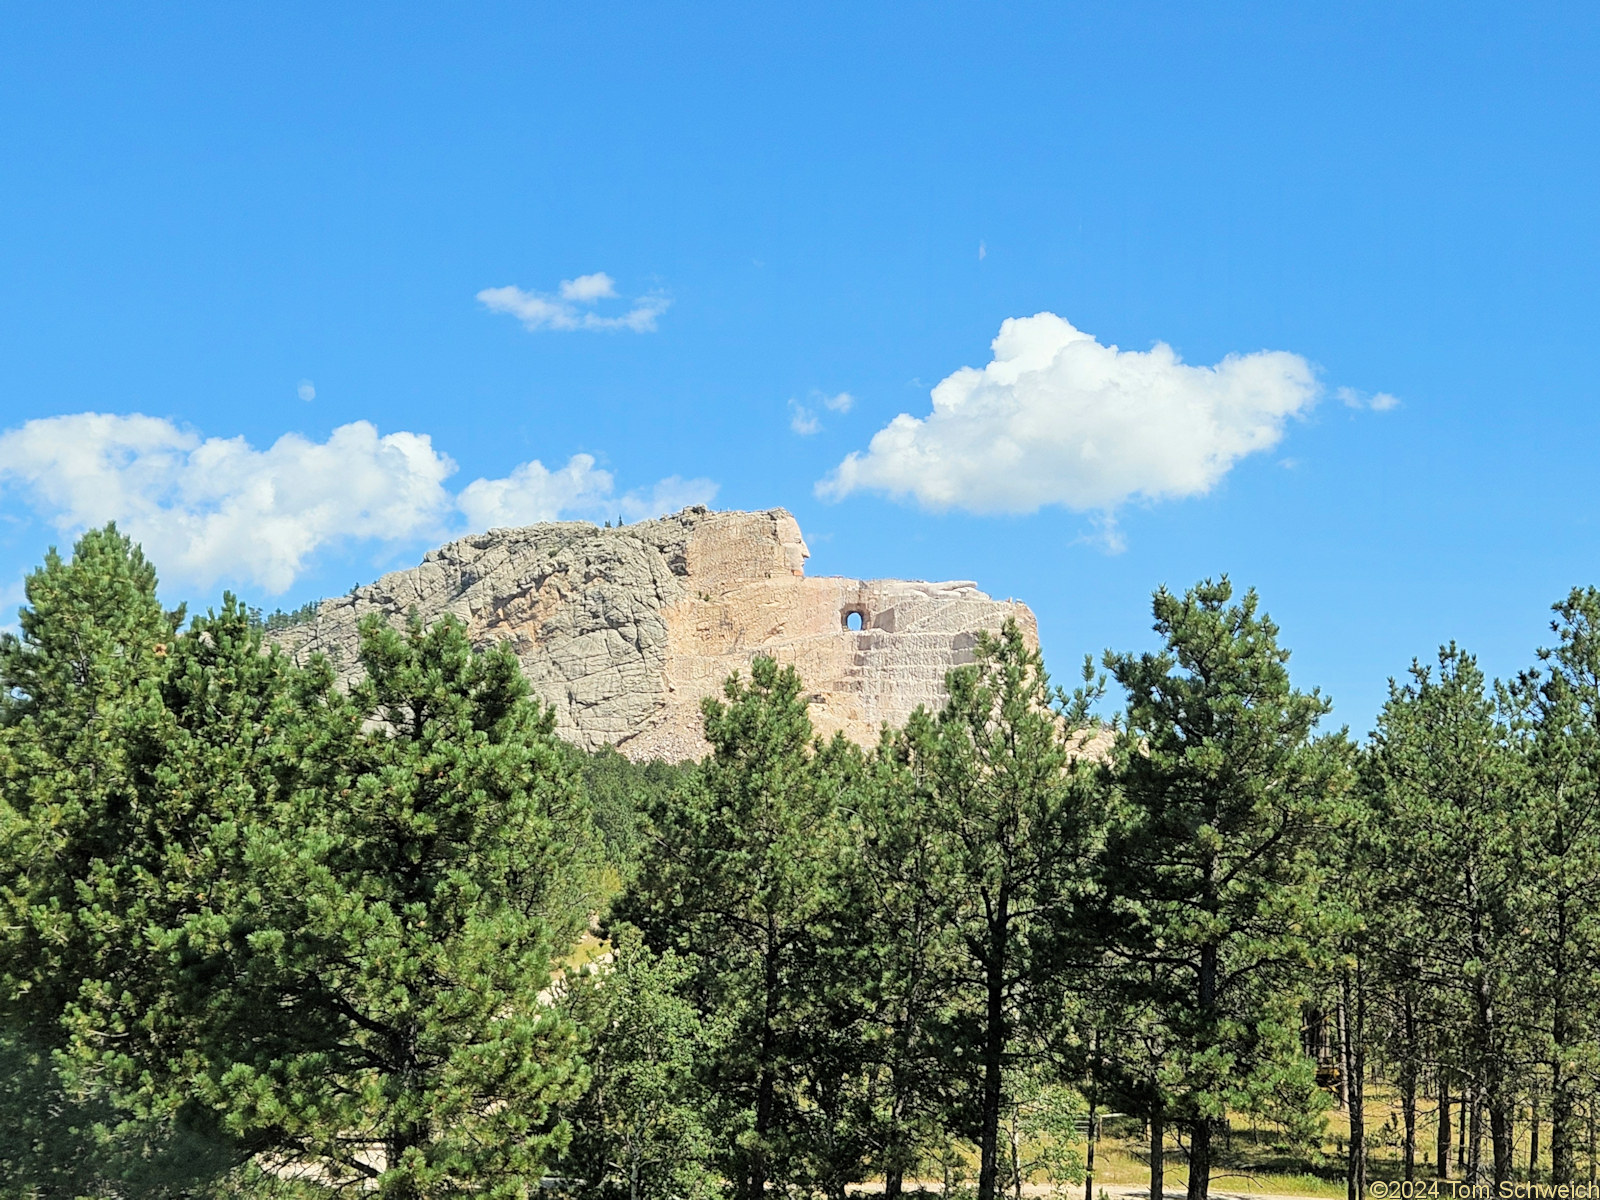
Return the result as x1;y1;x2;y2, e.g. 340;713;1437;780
272;507;1038;761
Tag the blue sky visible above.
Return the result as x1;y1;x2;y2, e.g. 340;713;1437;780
2;3;1597;734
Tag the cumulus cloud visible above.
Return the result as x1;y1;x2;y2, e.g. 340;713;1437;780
822;391;854;413
456;454;618;530
458;455;716;529
0;414;457;594
0;413;716;594
477;271;669;332
818;313;1321;516
618;475;719;522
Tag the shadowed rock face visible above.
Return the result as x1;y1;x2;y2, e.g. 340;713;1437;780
272;507;1038;761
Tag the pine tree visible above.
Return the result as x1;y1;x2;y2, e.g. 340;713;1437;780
173;614;592;1196
777;732;896;1200
613;656;842;1199
906;618;1104;1200
839;719;968;1194
566;743;689;868
1515;590;1600;1184
51;594;304;1191
0;526;223;1194
1102;579;1346;1200
1363;643;1527;1187
0;525;182;1028
558;927;720;1200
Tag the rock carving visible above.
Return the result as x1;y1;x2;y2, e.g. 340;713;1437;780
272;507;1038;761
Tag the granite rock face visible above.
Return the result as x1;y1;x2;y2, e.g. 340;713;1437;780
272;507;1038;761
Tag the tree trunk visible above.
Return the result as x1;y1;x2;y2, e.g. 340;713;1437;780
1588;1104;1596;1186
1085;1100;1098;1200
1459;1084;1467;1171
749;930;781;1200
1468;1087;1484;1184
385;1027;424;1200
1401;1071;1417;1182
1400;994;1418;1182
1531;1094;1541;1184
1335;990;1351;1111
1551;896;1575;1185
976;901;1009;1200
1187;1117;1213;1200
1438;1077;1452;1181
384;1139;421;1200
1488;1077;1514;1184
1467;866;1512;1188
1150;1108;1165;1200
750;1067;773;1198
1343;967;1366;1200
1011;1117;1024;1200
885;1052;912;1200
1187;934;1219;1200
1554;1041;1576;1183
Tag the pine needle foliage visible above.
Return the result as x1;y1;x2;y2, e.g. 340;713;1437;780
1102;579;1348;1200
177;614;592;1197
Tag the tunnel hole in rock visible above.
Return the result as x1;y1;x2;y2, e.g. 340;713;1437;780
843;607;867;632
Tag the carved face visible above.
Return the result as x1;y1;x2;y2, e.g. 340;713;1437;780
777;515;809;576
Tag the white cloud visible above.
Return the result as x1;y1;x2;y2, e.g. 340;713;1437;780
559;272;618;303
297;379;315;402
0;574;24;637
0;414;457;594
456;454;617;530
0;413;717;595
477;272;669;333
817;312;1322;516
789;400;821;436
1337;386;1400;411
617;475;719;523
789;391;854;436
1073;513;1126;555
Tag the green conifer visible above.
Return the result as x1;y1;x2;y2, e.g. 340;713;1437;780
1102;580;1346;1200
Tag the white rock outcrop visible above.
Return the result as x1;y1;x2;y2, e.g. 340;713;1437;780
272;507;1037;761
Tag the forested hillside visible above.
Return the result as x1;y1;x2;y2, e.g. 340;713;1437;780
5;526;1599;1200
